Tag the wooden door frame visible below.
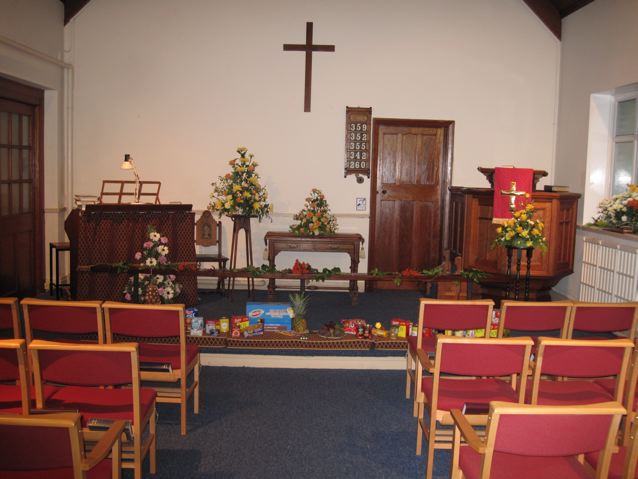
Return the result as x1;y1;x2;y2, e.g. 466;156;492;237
367;118;454;276
0;75;45;294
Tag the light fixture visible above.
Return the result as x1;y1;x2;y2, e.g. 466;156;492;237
120;153;141;203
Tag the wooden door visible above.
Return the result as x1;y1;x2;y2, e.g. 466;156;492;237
368;119;453;289
0;77;44;297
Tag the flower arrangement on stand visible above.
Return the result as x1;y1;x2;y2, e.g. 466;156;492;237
290;188;338;236
591;184;638;233
208;147;272;220
124;226;182;304
493;200;547;251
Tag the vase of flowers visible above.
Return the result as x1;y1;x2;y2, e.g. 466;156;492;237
493;200;547;251
208;147;272;221
592;184;638;233
289;188;338;236
123;226;182;303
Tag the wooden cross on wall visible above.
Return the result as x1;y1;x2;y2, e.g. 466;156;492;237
283;22;335;112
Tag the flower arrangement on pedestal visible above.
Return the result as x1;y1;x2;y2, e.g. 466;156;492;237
208;147;272;221
123;226;182;304
289;188;338;236
493;200;547;251
591;184;638;233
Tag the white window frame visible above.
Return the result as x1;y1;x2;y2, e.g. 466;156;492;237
610;93;638;195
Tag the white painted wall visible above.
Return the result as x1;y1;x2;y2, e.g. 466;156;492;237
0;0;67;288
553;0;638;299
66;0;560;272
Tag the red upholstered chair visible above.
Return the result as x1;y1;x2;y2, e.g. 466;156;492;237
406;299;494;416
0;298;21;338
587;413;638;479
450;401;625;479
0;339;30;414
21;298;105;344
497;300;572;339
0;411;125;479
528;337;634;406
28;340;157;479
415;335;534;479
102;301;200;436
567;301;638;340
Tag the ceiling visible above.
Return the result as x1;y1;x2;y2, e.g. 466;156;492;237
60;0;595;38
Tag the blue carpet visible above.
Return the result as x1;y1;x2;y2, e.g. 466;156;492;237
126;367;451;478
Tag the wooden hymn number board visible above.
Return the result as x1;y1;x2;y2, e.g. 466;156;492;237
344;107;372;181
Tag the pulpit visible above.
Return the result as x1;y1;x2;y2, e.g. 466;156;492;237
64;204;197;305
447;187;581;301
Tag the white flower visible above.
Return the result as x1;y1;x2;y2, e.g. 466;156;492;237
622;215;628;222
150;232;161;241
146;257;157;267
155;275;164;282
158;245;169;255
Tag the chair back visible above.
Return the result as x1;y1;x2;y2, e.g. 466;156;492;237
535;337;634;378
0;339;29;414
21;298;104;343
102;301;186;339
435;336;534;378
0;298;20;338
28;340;138;388
196;210;223;252
498;300;572;338
0;412;84;475
481;401;625;479
417;299;494;349
568;302;638;338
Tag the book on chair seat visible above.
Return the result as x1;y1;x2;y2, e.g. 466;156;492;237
139;362;172;373
462;402;490;415
87;418;133;441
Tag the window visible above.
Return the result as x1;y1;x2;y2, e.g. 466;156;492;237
611;96;638;194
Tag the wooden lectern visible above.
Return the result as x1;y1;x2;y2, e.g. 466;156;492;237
447;186;580;301
64;204;197;305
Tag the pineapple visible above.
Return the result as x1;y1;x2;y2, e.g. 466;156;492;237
289;292;309;333
144;283;162;304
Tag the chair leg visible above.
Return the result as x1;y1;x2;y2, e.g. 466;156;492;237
412;385;420;418
406;351;412;399
426;421;436;479
150;406;157;474
194;360;200;415
416;402;425;455
181;383;187;436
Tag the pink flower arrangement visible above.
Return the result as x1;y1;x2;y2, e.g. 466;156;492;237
123;225;182;303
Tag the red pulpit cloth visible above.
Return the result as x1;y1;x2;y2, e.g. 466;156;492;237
492;167;534;224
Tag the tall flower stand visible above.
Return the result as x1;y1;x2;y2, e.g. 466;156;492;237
505;246;534;300
229;215;255;297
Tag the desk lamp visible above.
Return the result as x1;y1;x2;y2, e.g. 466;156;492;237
120;153;141;203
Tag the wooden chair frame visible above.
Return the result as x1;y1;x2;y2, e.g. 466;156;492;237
0;411;125;479
529;337;634;406
406;298;494;416
21;298;105;344
28;340;156;479
195;210;228;292
497;299;572;339
0;338;30;415
567;301;638;339
102;301;200;436
0;298;21;339
450;401;625;479
415;335;534;479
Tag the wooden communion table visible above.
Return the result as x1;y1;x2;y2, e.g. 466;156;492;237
264;232;364;302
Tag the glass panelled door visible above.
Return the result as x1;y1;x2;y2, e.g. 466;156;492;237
0;98;36;295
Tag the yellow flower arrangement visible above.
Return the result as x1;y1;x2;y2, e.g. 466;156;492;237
493;200;547;251
209;147;272;221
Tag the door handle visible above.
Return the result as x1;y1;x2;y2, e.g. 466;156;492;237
381;190;387;195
